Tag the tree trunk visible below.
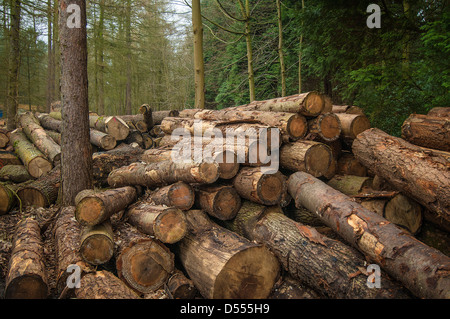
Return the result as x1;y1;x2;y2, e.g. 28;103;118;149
280;140;332;177
115;222;174;294
232;167;286;206
0;165;33;183
352;128;450;221
288;171;450;299
228;201;411;299
6;0;21;131
89;115;130;141
79;220;114;265
307;113;342;142
5;218;48;299
126;201;188;244
276;0;286;97
17;165;60;208
194;184;242;221
191;109;308;140
107;160;219;188
10;129;53;178
192;0;205;109
59;0;93;206
148;181;195;211
75;186;138;226
17;112;61;164
53;206;94;296
237;92;325;117
90;129;116;150
92;144;145;186
75;270;140;299
177;210;280;299
125;0;132;115
401;114;450;152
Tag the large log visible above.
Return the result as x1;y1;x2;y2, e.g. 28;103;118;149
288;172;450;299
191;109;308;141
280;140;332;177
53;207;94;296
79;221;115;266
75;270;140;299
126;200;188;244
115;222;175;294
177;210;280;299
10;129;53;178
17;165;60;208
5;218;48;299
148;181;195;211
75;186;138;227
228;201;411;299
17;112;61;164
352;128;450;220
89;115;130;141
233;92;325;117
401;114;450;152
107;160;220;188
194;184;242;221
233;167;286;206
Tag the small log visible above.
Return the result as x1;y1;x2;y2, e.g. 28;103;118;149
148;181;195;211
126;201;188;244
332;105;364;115
142;133;154;149
126;130;145;147
90;129;117;150
118;114;148;133
327;175;373;196
194;184;242;220
0;151;22;168
17;112;61;163
89;115;130;141
0;183;20;215
17;165;60;208
336;152;367;177
178;210;280;299
307;113;342;142
0;128;9;148
75;186;138;227
233;167;286;205
167;269;198;299
53;207;94;296
0;165;33;183
36;113;62;132
107;160;220;188
280;140;332;177
228;201;410;299
10;129;53;178
115;222;175;294
384;194;423;235
335;113;371;140
288;171;450;299
138;104;154;130
152;110;179;125
79;220;115;265
401;113;450;152
5;218;48;299
75;270;141;299
45;130;61;145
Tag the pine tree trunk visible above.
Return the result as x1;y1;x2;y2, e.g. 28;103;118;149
288;171;450;299
177;210;280;299
192;0;205;109
5;218;48;299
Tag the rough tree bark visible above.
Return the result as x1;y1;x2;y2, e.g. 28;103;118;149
401;114;450;152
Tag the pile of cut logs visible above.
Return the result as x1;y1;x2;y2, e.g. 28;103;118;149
0;94;449;299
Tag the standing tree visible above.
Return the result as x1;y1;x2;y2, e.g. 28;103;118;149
192;0;205;109
59;0;93;205
6;0;21;130
275;0;286;97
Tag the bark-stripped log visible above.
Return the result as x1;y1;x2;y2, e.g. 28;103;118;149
107;160;220;188
401;114;450;152
4;218;48;299
10;129;53;178
115;222;175;294
75;270;140;299
352;128;450;220
288;172;450;299
126;201;188;244
228;201;411;299
194;184;242;220
75;186;138;227
334;113;371;140
177;210;280;299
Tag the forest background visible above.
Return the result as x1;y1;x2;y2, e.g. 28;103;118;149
0;0;448;136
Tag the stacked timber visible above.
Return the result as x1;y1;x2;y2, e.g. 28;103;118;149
1;94;449;300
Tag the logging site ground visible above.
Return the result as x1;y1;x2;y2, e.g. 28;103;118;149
0;1;449;303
